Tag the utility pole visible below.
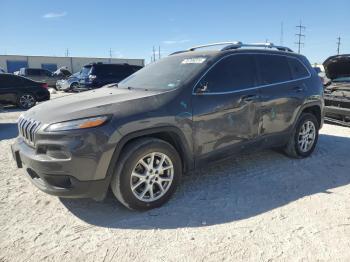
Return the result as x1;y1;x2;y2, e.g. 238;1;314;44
158;46;161;59
295;21;306;54
153;46;156;62
280;22;284;46
336;36;341;55
109;48;113;58
65;48;69;57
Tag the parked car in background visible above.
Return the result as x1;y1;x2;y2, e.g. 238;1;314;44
77;63;143;91
56;71;81;92
11;42;323;210
313;64;329;86
18;68;71;89
323;54;350;126
0;74;50;109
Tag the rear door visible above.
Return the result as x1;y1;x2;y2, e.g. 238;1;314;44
192;54;261;164
257;54;310;144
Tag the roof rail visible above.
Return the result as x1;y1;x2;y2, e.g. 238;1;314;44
170;42;293;55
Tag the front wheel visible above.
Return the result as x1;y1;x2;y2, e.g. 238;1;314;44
17;93;36;109
284;113;319;158
111;138;182;210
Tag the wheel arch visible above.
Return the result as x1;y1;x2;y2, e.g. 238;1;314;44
105;126;194;182
295;102;323;129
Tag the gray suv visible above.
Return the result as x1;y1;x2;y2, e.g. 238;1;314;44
11;42;324;210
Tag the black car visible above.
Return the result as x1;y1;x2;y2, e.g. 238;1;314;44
11;42;323;210
0;74;50;109
323;54;350;126
77;63;143;91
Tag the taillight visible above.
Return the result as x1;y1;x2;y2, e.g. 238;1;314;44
41;83;48;89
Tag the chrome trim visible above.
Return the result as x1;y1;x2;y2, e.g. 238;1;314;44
17;116;41;146
192;53;312;95
188;41;242;51
187;41;293;53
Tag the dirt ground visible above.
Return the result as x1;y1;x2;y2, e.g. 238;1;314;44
1;95;350;261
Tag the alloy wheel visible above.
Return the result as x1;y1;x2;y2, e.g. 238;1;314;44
130;152;174;202
19;94;35;109
298;120;316;153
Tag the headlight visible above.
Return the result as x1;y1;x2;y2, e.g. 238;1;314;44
45;115;109;132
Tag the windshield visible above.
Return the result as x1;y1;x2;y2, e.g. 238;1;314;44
333;77;350;83
81;66;92;77
118;55;209;90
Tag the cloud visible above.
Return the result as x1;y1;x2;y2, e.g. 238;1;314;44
42;12;67;19
162;39;190;45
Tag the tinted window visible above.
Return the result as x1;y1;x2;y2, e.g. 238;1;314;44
257;55;292;85
0;75;33;88
289;58;310;79
199;54;257;93
26;69;42;76
93;65;134;79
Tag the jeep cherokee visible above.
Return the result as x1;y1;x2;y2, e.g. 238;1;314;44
11;42;324;210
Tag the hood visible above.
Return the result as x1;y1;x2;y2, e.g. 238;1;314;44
23;87;164;124
323;54;350;80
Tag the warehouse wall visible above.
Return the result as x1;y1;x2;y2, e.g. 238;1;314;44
0;55;144;73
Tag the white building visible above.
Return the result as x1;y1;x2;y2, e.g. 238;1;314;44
0;55;144;73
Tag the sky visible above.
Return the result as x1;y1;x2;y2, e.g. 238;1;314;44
0;0;349;64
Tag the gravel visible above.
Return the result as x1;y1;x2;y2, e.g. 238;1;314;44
1;97;350;261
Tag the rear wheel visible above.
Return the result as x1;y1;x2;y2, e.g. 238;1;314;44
111;138;182;210
17;93;36;109
284;113;319;158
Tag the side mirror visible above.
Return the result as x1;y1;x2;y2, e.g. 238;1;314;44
196;82;208;94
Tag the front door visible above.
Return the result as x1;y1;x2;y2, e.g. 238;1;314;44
192;54;261;164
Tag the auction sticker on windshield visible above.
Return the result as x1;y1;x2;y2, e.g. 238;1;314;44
181;57;207;64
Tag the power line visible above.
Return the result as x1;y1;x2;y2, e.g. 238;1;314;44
336;36;341;55
295;21;306;54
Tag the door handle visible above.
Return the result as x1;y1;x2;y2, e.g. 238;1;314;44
241;94;259;102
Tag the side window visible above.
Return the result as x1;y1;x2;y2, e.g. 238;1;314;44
288;57;310;79
257;55;292;85
26;69;41;76
41;69;52;76
198;54;257;93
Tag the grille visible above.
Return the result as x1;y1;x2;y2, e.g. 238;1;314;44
18;116;41;146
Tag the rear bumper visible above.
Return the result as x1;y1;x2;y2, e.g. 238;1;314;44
11;133;115;199
37;93;50;102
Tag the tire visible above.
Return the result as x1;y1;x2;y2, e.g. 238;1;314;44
17;93;37;109
111;138;182;210
69;82;78;92
284;113;319;158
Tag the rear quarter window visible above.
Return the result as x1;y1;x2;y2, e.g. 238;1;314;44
256;54;292;85
288;57;310;79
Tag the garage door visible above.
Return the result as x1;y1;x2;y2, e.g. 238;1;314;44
6;60;28;73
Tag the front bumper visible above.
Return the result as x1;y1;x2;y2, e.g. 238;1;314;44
11;130;116;199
